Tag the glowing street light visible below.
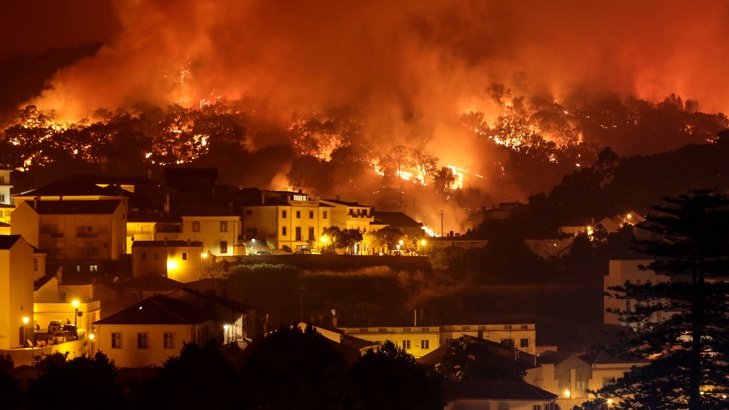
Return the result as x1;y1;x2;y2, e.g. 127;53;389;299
72;300;82;329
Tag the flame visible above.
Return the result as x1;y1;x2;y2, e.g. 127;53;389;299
421;225;439;237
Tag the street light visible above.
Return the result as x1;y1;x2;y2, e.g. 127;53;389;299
22;316;29;347
72;300;82;329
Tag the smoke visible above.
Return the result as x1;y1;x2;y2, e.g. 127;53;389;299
21;0;729;229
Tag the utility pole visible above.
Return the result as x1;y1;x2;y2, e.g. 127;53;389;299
440;210;444;237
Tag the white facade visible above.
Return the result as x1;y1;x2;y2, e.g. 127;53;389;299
604;259;670;325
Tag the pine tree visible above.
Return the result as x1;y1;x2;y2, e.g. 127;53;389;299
595;190;729;409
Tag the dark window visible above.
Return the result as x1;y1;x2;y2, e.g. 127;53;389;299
141;252;147;260
282;210;287;218
520;338;529;348
295;227;302;241
282;226;287;236
402;340;411;349
308;227;315;241
192;221;200;232
182;252;188;260
309;211;314;218
111;333;122;349
220;241;228;254
154;253;159;260
501;338;515;348
164;333;174;349
296;211;301;218
323;211;328;219
220;221;228;232
421;340;429;349
137;333;148;349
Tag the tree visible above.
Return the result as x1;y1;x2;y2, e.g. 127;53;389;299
597;190;729;409
349;341;444;410
437;336;528;382
239;324;360;409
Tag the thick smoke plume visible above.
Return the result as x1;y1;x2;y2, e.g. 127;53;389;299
16;0;729;231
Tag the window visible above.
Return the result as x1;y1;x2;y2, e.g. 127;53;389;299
296;210;301;218
533;406;542;410
323;211;328;219
33;259;38;271
90;265;98;272
309;211;314;219
154;253;159;260
76;265;81;272
0;194;4;202
111;333;122;349
137;333;148;349
282;226;287;236
501;338;515;348
402;340;411;349
421;340;430;349
295;227;302;241
220;241;228;254
220;221;228;232
164;333;174;349
308;227;315;241
192;221;200;232
182;252;188;260
141;252;147;260
520;338;529;348
282;210;287;218
246;210;253;215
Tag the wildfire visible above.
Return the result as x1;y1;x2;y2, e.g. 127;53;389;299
421;225;439;237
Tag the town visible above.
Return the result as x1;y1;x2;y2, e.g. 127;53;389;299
2;164;713;409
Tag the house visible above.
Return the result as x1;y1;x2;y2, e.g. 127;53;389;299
91;295;216;368
0;235;35;349
91;289;255;368
11;180;130;208
524;350;647;408
558;217;595;237
371;211;424;239
10;199;128;275
319;198;375;233
444;381;558;410
418;336;537;370
0;169;14;207
464;202;524;232
596;212;645;233
524;237;574;260
126;211;161;254
131;240;203;283
156;205;242;256
338;323;536;359
240;188;332;252
604;259;671;325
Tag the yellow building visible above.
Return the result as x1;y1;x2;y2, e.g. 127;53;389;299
604;259;671;325
92;295;216;368
0;235;35;349
131;240;203;283
156;205;241;256
241;189;332;252
525;350;647;408
339;323;536;358
11;199;128;262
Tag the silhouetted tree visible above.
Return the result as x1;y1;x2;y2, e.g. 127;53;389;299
438;336;528;382
239;324;361;409
597;190;729;409
349;341;444;410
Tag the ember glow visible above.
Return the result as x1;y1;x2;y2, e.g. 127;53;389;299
3;1;729;233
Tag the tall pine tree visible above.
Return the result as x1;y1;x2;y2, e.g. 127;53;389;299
594;190;729;409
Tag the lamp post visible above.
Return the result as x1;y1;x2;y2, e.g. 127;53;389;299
72;300;79;328
22;316;29;347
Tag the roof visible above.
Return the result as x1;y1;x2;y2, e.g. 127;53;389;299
176;205;236;217
93;295;211;325
0;221;10;228
373;211;422;228
321;198;371;207
119;275;185;292
34;274;56;290
132;240;203;248
54;174;159;187
128;211;163;223
28;199;123;215
0;234;22;250
536;350;575;365
168;287;255;313
445;381;558;402
163;167;218;179
579;350;648;365
17;181;131;198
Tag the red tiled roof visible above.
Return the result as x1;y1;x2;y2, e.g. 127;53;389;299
93;295;210;325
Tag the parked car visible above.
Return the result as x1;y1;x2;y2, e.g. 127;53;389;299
47;320;64;333
62;324;78;340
